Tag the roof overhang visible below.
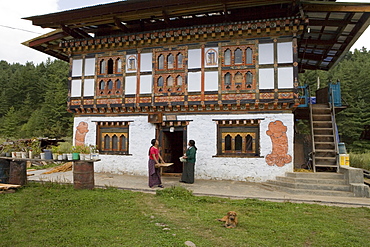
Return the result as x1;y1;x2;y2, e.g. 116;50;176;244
22;0;370;71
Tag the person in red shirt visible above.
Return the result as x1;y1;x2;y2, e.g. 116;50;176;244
148;139;165;188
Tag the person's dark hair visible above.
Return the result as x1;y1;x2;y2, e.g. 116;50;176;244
189;140;197;150
149;139;157;155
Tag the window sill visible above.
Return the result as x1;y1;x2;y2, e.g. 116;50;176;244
212;154;264;158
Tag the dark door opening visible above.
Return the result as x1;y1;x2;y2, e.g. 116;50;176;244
161;129;185;175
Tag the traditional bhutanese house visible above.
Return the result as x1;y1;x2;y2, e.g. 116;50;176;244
23;0;370;182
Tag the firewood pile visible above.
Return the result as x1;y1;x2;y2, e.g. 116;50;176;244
42;162;73;174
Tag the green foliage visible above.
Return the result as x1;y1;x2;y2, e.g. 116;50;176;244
349;152;370;171
0;182;369;247
0;59;72;139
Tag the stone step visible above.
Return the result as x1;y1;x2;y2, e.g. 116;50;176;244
263;183;354;197
267;180;351;191
276;176;347;185
285;172;344;179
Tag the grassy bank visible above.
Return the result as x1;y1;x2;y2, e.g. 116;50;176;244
349;152;370;171
1;183;369;247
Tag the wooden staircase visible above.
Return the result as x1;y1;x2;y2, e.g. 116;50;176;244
310;103;339;172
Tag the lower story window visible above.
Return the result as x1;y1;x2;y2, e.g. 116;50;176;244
97;121;130;154
216;119;260;156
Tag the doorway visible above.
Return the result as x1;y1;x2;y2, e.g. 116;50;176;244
160;127;186;175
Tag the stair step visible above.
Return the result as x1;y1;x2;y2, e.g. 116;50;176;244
276;176;347;185
315;156;336;160
314;164;338;168
286;172;344;179
263;183;354;197
315;149;336;153
269;180;350;191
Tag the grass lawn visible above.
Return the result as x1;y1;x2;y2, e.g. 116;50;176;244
1;182;369;247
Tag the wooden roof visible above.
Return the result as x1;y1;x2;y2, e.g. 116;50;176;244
23;0;370;71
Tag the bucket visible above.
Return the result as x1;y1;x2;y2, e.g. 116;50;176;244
0;159;10;183
9;161;27;185
338;143;347;154
43;149;53;160
340;154;350;166
72;153;80;160
73;161;94;189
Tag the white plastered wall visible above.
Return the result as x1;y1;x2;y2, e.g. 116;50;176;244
73;113;293;182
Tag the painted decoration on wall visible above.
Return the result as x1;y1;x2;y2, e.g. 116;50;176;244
75;121;89;146
266;120;292;167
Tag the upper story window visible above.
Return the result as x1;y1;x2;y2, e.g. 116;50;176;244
222;70;255;91
222;45;255;66
98;56;123;75
155;73;185;93
98;78;123;95
156;50;185;70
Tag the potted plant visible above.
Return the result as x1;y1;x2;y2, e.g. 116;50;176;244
58;142;72;160
51;146;59;160
79;145;91;160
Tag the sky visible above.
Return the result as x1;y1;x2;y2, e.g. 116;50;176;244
1;0;370;65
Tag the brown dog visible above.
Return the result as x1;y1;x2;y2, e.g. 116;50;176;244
217;211;238;228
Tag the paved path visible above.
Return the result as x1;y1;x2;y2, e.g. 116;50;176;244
28;169;370;208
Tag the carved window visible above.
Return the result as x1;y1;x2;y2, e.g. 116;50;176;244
98;78;123;95
177;53;183;68
97;121;130;155
246;72;253;88
116;58;122;73
235;48;242;64
98;56;123;75
222;45;255;66
246;48;253;64
224;49;231;65
216;119;260;157
224;73;231;89
222;70;255;91
155;73;185;93
167;54;174;69
158;55;164;69
100;60;106;74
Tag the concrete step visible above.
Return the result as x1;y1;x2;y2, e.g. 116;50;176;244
264;172;353;197
271;179;350;191
276;176;347;185
263;183;355;197
285;172;344;179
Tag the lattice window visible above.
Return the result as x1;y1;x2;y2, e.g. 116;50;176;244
222;45;255;66
215;119;260;157
222;70;256;91
98;77;123;95
155;73;185;93
97;121;130;155
98;56;123;75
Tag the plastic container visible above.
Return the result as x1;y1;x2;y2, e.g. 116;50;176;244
43;149;53;160
340;154;350;166
338;143;347;154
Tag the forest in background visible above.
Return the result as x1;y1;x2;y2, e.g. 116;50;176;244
0;49;370;152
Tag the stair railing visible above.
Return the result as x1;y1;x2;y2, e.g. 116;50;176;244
308;85;316;172
328;85;340;172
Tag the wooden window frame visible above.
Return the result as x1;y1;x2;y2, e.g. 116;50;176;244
154;73;186;94
222;45;255;66
97;122;130;155
222;69;256;91
97;56;123;75
97;77;123;95
215;120;260;157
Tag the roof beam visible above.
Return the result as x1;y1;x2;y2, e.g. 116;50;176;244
61;25;88;39
303;2;370;12
114;17;130;33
